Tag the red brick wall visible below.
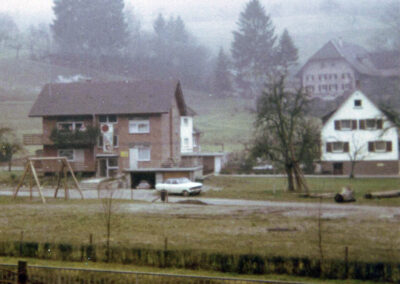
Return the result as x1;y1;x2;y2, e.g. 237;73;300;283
321;160;400;176
42;145;95;172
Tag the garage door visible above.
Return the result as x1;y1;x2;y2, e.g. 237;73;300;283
163;172;190;180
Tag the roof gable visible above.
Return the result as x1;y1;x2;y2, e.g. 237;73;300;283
29;80;185;117
298;39;399;77
322;90;390;129
309;41;343;61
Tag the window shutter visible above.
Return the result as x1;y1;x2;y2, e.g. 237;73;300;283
377;119;383;129
344;142;349;153
359;120;366;130
387;141;392;152
368;142;374;152
352;120;357;130
334;120;341;130
326;142;332;153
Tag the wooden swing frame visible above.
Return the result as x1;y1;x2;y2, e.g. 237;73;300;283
13;157;84;203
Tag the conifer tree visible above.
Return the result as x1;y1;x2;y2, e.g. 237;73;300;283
276;29;299;70
231;0;277;98
213;48;232;96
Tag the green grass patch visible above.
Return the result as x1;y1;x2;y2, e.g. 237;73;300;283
0;196;397;265
203;176;400;205
0;257;384;283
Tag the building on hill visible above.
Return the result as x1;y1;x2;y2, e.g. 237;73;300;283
320;89;399;176
24;80;206;188
297;38;400;100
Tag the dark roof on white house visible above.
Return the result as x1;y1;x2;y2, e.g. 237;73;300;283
29;80;189;117
298;39;400;78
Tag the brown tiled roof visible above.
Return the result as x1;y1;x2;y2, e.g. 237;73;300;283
298;39;400;78
29;80;186;117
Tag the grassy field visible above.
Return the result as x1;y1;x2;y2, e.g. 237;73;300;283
202;176;400;206
0;257;385;284
0;194;398;264
185;90;254;152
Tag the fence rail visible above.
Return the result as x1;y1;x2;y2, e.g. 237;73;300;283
0;262;304;284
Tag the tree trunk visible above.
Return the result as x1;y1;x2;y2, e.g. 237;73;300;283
349;161;356;179
285;165;295;191
8;159;12;172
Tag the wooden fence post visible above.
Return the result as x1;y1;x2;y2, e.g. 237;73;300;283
345;246;349;278
17;261;28;284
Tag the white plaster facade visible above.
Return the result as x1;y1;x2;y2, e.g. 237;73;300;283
303;58;355;99
321;90;398;163
180;116;194;153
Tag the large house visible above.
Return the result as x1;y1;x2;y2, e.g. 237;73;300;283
320;89;399;176
24;80;204;188
298;39;400;100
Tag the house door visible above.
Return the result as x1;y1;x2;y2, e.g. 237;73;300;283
333;163;343;175
129;148;138;169
98;157;119;177
214;157;222;174
99;159;107;177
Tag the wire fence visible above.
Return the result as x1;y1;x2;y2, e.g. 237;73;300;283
0;262;305;284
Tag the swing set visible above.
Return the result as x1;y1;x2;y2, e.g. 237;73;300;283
13;157;84;203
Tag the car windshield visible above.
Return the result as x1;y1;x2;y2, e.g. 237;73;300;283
177;178;191;184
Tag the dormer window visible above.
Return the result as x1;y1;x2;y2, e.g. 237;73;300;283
354;100;362;107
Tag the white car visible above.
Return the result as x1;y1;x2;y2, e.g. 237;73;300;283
155;178;202;196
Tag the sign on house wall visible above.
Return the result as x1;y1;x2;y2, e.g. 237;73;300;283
101;123;113;153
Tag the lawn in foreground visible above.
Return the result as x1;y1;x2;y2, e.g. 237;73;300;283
0;197;398;264
0;257;383;284
203;176;400;206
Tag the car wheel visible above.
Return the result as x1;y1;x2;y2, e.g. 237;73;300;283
182;190;189;197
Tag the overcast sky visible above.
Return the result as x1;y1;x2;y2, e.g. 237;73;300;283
0;0;388;58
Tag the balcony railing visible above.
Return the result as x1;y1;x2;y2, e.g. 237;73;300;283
50;126;100;148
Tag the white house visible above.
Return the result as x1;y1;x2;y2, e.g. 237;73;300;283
320;90;399;175
181;115;194;153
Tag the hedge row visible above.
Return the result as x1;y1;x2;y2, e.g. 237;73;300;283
0;241;399;282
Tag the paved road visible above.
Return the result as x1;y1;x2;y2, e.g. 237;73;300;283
2;187;400;219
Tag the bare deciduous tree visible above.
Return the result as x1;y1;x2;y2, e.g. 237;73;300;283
252;76;320;193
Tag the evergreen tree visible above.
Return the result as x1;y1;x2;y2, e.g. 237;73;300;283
276;29;298;70
231;0;277;98
52;0;127;56
213;48;232;96
153;13;166;39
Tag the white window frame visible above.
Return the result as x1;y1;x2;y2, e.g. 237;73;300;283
366;119;376;130
332;142;344;153
99;115;117;124
340;120;351;131
57;121;84;131
354;99;362;108
58;149;74;161
137;146;151;161
374;141;387;152
129;119;150;134
183;117;189;127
